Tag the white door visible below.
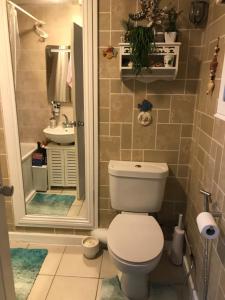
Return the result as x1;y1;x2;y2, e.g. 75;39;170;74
0;180;16;300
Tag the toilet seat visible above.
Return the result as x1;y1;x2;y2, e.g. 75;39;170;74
107;214;164;264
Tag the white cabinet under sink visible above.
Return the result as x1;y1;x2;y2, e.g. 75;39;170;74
47;143;78;188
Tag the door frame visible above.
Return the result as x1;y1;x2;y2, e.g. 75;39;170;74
0;177;16;299
0;0;98;229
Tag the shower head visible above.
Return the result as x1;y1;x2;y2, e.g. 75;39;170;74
33;22;48;40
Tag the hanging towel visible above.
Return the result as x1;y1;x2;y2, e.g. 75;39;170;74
67;57;73;88
7;3;20;86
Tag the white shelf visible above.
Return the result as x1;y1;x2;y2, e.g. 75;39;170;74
119;42;181;82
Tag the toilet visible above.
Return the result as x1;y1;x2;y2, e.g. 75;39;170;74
107;160;169;300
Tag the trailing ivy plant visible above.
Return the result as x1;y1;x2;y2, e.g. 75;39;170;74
122;19;155;75
128;25;155;75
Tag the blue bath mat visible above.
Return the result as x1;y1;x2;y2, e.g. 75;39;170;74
11;248;48;300
26;193;75;216
100;277;179;300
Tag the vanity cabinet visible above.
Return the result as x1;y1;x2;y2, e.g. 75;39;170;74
47;143;78;188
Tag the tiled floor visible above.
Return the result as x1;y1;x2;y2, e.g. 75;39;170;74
10;241;189;300
10;241;117;300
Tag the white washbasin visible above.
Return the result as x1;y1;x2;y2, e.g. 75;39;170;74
43;126;75;144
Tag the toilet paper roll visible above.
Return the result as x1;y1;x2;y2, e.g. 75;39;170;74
196;212;220;240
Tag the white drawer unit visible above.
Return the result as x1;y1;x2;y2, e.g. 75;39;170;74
47;143;77;188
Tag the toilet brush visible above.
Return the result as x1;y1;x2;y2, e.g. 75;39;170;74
170;214;185;266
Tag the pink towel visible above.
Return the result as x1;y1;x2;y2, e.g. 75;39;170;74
67;57;72;88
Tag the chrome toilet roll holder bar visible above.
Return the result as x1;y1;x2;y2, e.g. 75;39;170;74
200;189;222;218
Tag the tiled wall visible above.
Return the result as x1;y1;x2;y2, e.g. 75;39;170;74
98;0;202;230
186;2;225;299
16;3;80;142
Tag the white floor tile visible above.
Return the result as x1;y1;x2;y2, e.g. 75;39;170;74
10;241;29;248
100;251;118;279
27;275;53;300
28;243;65;275
46;276;98;300
57;246;102;278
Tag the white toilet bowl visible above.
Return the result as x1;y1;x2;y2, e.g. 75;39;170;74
107;214;164;300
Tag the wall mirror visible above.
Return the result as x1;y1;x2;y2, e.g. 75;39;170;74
0;0;98;229
46;45;71;103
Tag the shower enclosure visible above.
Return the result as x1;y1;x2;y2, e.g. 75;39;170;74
0;0;98;229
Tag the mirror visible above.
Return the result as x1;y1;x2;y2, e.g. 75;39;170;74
2;0;97;228
46;45;71;103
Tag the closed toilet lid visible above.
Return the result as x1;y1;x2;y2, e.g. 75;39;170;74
107;214;164;263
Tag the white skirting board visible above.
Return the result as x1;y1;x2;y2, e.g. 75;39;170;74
9;232;86;246
183;255;199;300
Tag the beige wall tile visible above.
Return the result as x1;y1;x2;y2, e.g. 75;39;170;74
144;150;179;164
156;124;181;150
99;108;109;122
99;31;110;47
99;13;110;30
179;139;192;164
132;150;143;162
111;0;136;30
133;110;156;149
181;125;193;137
99;79;110;107
121;149;131;161
158;110;170;123
110;123;120;136
100;136;120;161
110;94;133;122
98;0;110;12
121;124;132;149
147;80;185;95
99;123;109;136
171;95;195;124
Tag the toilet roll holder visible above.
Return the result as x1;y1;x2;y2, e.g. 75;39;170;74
200;189;222;217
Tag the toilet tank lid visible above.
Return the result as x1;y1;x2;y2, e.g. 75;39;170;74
108;161;169;179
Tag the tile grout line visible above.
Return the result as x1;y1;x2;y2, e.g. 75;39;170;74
44;245;66;300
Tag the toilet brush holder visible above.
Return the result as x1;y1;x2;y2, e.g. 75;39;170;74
170;214;185;266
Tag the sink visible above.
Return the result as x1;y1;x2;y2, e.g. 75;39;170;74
43;126;75;144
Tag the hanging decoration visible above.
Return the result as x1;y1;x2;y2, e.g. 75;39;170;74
102;47;118;60
206;37;220;96
129;0;165;27
137;99;153;126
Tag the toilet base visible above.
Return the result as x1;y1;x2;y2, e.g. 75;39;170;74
120;272;149;300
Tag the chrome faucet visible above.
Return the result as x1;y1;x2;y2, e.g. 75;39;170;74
62;114;74;128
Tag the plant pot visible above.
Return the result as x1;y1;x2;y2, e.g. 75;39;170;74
164;32;177;43
164;54;175;68
154;31;165;42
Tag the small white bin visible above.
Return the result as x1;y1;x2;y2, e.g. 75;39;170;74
32;165;48;192
81;237;100;259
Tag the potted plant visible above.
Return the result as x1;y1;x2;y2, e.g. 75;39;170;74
163;7;182;43
122;19;155;75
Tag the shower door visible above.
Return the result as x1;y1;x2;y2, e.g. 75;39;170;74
0;180;16;300
72;23;85;200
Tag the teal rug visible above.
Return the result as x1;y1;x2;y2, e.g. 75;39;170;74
100;277;178;300
11;248;48;300
26;193;75;216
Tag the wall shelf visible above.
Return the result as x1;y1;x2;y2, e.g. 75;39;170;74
119;42;181;82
